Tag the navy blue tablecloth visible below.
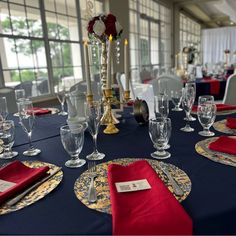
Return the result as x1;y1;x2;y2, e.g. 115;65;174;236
1;107;236;235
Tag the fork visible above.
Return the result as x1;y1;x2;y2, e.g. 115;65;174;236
87;161;97;203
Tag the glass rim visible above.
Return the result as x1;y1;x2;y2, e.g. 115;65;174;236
60;124;83;132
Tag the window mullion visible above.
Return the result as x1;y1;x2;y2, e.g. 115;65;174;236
39;0;55;95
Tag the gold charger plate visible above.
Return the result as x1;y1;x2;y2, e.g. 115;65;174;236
74;158;192;214
192;109;236;116
213;119;236;135
0;161;63;215
195;136;236;167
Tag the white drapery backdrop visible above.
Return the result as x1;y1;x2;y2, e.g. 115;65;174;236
202;26;236;65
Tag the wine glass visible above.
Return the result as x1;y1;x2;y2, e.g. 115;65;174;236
0;97;8;121
197;96;216;137
154;94;169;118
164;117;172;150
15;89;25;104
60;124;86;168
18;100;41;156
180;86;195;132
184;82;196;121
85;101;105;160
149;118;171;159
0;120;18;159
56;85;67;116
171;90;183;111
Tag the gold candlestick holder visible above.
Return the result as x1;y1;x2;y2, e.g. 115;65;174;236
124;90;131;103
100;89;119;134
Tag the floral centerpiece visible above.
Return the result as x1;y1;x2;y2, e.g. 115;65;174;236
87;13;123;42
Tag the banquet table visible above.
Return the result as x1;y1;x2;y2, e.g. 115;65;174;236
1;107;236;235
195;77;227;101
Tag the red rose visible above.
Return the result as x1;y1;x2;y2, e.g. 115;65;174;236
104;14;117;37
87;16;100;34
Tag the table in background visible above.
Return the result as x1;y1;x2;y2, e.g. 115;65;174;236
1;108;236;235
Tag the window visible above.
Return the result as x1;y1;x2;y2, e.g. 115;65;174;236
179;13;201;53
0;0;104;99
129;0;171;80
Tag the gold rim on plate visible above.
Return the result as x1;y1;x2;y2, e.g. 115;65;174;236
0;161;63;215
74;158;192;214
195;136;236;167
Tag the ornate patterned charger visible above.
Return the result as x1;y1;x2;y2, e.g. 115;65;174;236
0;161;63;215
74;158;191;214
213;119;236;135
195;136;236;167
192;109;236;116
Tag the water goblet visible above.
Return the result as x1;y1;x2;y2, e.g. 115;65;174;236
154;94;169;118
149;118;171;159
18;100;41;156
180;86;195;132
15;89;25;104
0;120;18;159
184;82;196;121
171;90;183;111
197;98;216;137
85;101;105;160
198;95;214;106
60;124;86;168
0;97;8;121
56;85;68;116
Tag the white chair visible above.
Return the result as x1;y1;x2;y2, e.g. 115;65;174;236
222;74;236;105
148;74;183;99
0;87;17;113
118;73;136;99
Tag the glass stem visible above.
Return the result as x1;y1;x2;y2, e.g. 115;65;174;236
186;112;190;127
61;103;64;113
28;131;33;150
93;134;98;153
204;127;209;133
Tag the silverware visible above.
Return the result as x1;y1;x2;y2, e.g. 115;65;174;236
159;163;184;197
87;161;97;203
6;167;62;207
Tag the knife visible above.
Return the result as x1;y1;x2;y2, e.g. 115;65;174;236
159;163;184;197
6;167;62;207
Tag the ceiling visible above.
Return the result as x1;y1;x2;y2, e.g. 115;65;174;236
173;0;236;28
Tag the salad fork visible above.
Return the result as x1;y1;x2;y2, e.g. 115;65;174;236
87;161;97;203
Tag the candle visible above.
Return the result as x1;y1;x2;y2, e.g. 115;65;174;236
84;40;92;95
106;34;112;90
124;39;129;91
175;54;178;69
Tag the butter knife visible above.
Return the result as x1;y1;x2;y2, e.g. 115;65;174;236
6;167;62;207
159;163;184;197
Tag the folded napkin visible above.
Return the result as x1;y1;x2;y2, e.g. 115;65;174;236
108;160;192;235
226;118;236;129
0;161;49;204
209;136;236;155
192;104;236;113
32;107;51;116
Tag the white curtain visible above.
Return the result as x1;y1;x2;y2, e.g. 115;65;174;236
202;26;236;64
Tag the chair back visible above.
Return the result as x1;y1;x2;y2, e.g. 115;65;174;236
0;87;17;113
148;74;183;99
119;73;135;99
15;81;33;98
223;74;236;105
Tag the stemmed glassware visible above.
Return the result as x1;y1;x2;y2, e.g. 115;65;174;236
60;124;86;168
184;82;196;121
181;85;195;132
18;100;41;156
15;89;26;104
56;85;68;116
197;95;216;137
171;90;183;111
85;101;105;160
0;120;18;159
0;97;8;121
154;94;169;118
149;118;171;159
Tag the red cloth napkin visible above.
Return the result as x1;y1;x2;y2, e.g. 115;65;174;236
226;118;236;129
209;136;236;155
192;104;236;112
0;161;49;204
33;107;51;116
108;160;192;235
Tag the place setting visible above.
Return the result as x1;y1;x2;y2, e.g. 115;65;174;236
0;160;63;215
213;117;236;135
